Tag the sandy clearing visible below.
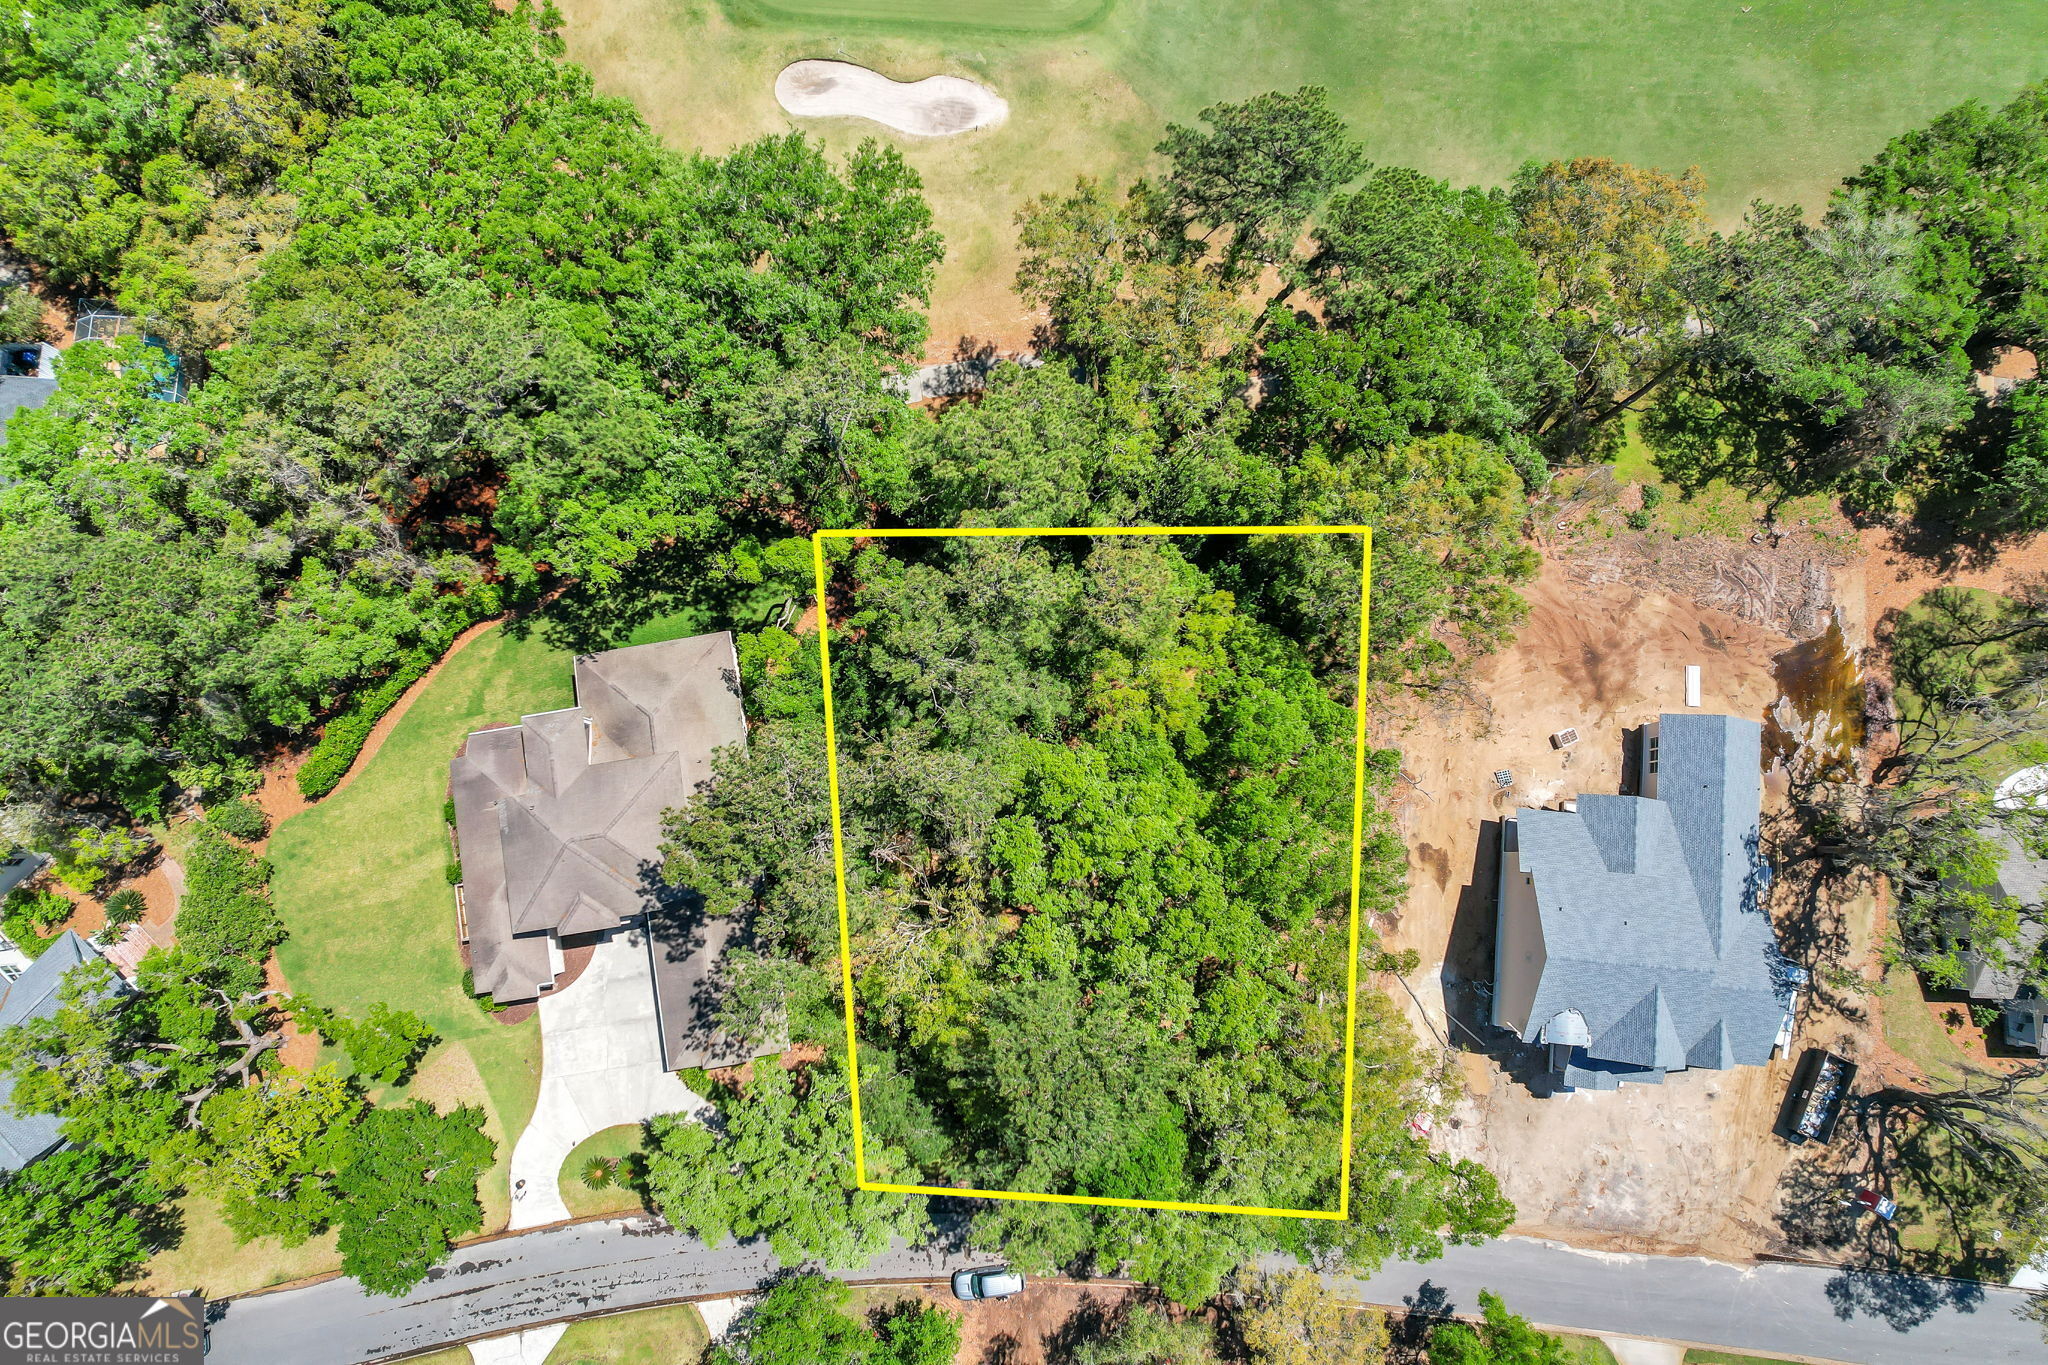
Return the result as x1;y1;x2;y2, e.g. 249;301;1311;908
1847;520;2048;644
1399;513;2048;1264
775;60;1007;137
1386;561;1803;1259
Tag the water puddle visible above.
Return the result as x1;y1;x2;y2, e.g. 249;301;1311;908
1763;612;1864;781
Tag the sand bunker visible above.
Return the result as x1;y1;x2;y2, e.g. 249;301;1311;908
775;60;1007;137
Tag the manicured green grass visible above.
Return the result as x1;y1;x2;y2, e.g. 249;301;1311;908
1555;1336;1621;1365
270;620;563;1235
389;1348;470;1365
730;0;1106;31
1684;1351;1805;1365
555;0;2048;349
548;1303;711;1365
1880;963;1975;1090
1607;417;1842;542
1889;586;2035;731
1872;965;2043;1277
266;576;778;1253
134;1194;343;1298
560;1123;650;1218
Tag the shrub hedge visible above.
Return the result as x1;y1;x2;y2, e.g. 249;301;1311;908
178;826;285;963
205;797;269;842
297;653;434;800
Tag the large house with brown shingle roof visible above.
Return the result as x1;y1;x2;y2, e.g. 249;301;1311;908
451;631;779;1069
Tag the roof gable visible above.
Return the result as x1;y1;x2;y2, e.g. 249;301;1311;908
1512;714;1788;1080
0;933;120;1172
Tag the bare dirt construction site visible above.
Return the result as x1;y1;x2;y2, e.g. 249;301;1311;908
1370;502;2048;1265
1356;465;2015;1258
1370;554;1809;1259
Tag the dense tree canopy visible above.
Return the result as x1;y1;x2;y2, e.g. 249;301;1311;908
655;534;1509;1303
1426;1291;1570;1365
705;1273;961;1365
0;942;470;1294
0;1146;164;1294
8;0;2048;1322
0;0;941;842
1650;81;2048;528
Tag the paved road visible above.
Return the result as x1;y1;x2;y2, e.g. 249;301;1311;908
1343;1237;2041;1364
208;1219;969;1365
207;1219;2042;1365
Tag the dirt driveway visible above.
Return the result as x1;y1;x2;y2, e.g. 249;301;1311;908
848;1281;1167;1365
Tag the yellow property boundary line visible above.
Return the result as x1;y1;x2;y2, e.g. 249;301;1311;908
812;525;1374;1220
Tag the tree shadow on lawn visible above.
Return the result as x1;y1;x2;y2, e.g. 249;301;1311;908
515;544;790;656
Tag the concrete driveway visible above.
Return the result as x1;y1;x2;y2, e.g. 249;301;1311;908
505;928;708;1229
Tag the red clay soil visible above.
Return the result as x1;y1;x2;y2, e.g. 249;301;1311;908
1839;520;2048;1084
861;1282;1162;1365
1849;521;2048;633
706;1039;828;1091
268;955;323;1070
917;322;1044;371
39;850;180;961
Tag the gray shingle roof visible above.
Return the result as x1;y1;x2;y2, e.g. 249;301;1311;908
1508;714;1792;1087
0;931;121;1172
1959;829;2048;999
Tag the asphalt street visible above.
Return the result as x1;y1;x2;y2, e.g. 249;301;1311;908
206;1218;2045;1365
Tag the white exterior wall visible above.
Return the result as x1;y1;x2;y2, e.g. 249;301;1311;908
1492;820;1546;1034
0;851;49;983
1641;720;1662;799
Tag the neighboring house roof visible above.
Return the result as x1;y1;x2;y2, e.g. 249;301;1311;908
0;849;50;900
1507;713;1791;1090
0;931;122;1172
0;374;57;446
451;632;747;1006
2005;997;2048;1057
1957;829;2048;1001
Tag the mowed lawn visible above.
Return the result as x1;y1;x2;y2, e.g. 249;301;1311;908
269;620;569;1238
399;1303;710;1365
554;0;2048;350
266;586;773;1264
